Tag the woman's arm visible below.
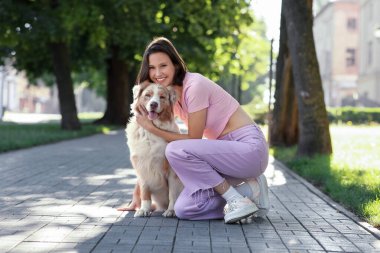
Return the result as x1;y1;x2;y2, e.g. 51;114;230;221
136;107;207;142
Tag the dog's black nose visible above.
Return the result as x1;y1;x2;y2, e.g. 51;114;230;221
150;102;158;110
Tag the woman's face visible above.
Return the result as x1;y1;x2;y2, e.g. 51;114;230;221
148;52;176;87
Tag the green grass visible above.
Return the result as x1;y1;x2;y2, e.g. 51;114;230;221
272;125;380;228
0;114;121;153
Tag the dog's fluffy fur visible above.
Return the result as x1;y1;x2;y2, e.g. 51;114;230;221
126;82;183;217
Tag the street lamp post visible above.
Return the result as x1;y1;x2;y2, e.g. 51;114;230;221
268;38;274;114
0;66;4;121
267;38;274;144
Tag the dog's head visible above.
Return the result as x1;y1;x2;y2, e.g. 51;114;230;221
132;82;177;121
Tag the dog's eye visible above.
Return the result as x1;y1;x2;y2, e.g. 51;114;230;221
160;96;166;99
145;94;152;98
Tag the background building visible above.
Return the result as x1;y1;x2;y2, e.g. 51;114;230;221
313;0;360;107
0;63;105;120
357;0;380;106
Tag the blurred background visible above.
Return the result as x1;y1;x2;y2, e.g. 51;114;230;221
0;0;271;126
1;0;379;124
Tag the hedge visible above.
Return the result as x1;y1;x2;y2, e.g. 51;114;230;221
250;107;380;125
327;107;380;124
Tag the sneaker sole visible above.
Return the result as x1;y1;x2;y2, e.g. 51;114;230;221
224;205;258;224
256;175;270;217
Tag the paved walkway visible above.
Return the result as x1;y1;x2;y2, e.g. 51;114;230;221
0;130;379;253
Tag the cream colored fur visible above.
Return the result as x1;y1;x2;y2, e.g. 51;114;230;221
126;82;183;217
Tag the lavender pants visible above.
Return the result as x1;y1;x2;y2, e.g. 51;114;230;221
165;124;269;220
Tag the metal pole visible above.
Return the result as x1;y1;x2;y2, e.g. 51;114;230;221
268;38;274;113
0;66;4;121
267;38;274;143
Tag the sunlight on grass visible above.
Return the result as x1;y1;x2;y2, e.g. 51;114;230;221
78;112;104;120
101;126;119;135
364;199;380;226
102;126;111;134
272;124;380;228
330;125;380;171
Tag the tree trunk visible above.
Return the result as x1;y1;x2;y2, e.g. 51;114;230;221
50;42;81;130
282;0;332;156
95;45;130;125
269;4;298;147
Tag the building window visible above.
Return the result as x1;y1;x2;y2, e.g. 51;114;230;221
346;48;356;67
347;18;356;30
368;42;372;66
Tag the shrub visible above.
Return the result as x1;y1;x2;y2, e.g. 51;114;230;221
327;107;380;124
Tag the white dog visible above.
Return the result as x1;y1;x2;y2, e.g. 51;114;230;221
126;82;183;217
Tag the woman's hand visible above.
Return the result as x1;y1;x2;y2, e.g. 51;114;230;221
136;104;154;131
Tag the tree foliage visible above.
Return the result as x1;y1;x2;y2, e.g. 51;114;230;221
215;17;269;103
0;0;86;129
0;0;269;125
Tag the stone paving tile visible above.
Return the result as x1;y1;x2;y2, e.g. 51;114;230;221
1;131;380;253
0;241;20;253
280;235;324;250
8;242;58;253
91;243;134;253
212;246;251;253
247;239;288;250
50;242;97;253
61;224;109;244
244;228;280;239
172;246;211;253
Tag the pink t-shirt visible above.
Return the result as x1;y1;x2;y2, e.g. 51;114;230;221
174;72;239;139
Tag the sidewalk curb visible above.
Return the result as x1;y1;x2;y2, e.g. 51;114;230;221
273;158;380;240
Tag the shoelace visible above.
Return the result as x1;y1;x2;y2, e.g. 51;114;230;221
224;199;242;213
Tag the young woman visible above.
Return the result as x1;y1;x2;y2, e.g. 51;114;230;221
118;37;269;223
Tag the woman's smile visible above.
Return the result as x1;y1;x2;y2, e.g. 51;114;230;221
149;52;176;87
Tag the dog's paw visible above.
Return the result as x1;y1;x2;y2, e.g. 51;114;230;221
134;208;151;217
162;209;176;218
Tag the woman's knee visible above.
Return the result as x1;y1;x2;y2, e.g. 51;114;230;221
173;189;198;220
174;201;187;219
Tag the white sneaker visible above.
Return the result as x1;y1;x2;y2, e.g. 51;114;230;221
224;197;258;224
249;174;269;217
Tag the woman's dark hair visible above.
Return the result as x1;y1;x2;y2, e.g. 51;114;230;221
136;37;187;86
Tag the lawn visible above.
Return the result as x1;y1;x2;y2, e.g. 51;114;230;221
272;125;380;229
0;113;121;153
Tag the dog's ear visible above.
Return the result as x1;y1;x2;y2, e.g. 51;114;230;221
131;85;140;115
167;86;177;105
132;84;141;100
131;81;151;115
133;81;151;100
